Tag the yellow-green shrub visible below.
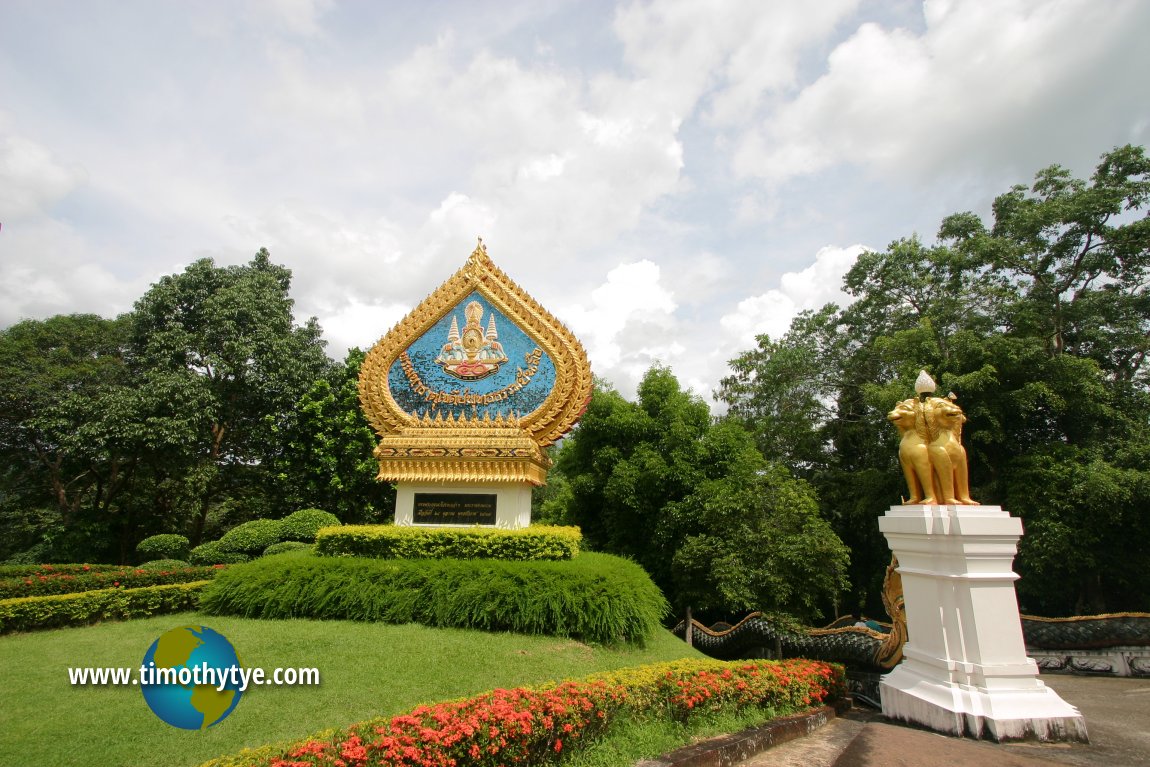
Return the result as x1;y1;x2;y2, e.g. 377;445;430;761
314;524;581;560
0;581;208;633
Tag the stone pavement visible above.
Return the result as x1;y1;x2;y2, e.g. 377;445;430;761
735;675;1150;767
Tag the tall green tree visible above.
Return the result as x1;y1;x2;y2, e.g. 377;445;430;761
719;145;1150;616
554;366;849;622
265;348;395;523
130;249;333;542
0;314;136;560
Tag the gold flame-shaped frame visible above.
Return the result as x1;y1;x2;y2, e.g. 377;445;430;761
358;241;593;485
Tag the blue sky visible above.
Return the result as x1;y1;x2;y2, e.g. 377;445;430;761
2;0;1148;402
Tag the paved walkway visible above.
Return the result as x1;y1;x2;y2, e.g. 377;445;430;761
738;675;1150;767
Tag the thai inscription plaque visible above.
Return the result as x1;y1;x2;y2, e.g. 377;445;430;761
412;493;498;526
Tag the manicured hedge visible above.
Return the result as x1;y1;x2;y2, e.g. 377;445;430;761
199;657;846;767
199;551;665;645
136;533;191;562
0;564;225;599
314;524;581;561
0;581;208;634
279;509;341;542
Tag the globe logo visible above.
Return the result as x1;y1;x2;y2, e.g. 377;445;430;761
140;625;244;729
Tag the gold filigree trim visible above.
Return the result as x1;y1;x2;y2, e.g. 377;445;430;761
358;241;593;448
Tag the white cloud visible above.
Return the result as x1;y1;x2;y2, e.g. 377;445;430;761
720;244;864;348
1;0;1145;412
560;260;681;395
0;132;87;220
735;0;1150;185
322;298;411;359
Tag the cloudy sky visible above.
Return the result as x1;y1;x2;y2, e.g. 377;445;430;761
2;0;1148;402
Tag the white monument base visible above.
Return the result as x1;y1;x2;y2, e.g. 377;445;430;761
878;504;1087;742
394;482;532;529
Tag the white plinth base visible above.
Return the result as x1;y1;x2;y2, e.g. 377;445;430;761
394;482;532;529
881;660;1088;741
878;504;1087;742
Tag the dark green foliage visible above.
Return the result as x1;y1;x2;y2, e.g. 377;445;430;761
217;518;284;555
138;559;191;570
0;251;337;564
262;542;311;556
265;349;395;524
554;368;849;621
2;543;53;566
719;145;1150;616
135;534;190;563
199;551;668;645
278;508;341;542
189;540;251;566
314;524;581;561
129;249;334;545
0;581;207;633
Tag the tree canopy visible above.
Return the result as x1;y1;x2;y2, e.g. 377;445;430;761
0;250;386;564
719;145;1150;616
551;367;849;622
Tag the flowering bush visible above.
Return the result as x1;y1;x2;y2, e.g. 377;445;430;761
201;658;844;767
0;563;124;577
0;564;225;599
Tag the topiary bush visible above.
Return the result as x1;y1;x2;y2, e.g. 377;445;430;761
262;541;311;557
217;519;284;555
279;509;341;542
135;534;191;563
200;551;668;645
190;540;252;566
315;524;580;561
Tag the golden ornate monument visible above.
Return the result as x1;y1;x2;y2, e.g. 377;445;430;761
358;240;592;527
879;370;1086;741
887;370;976;506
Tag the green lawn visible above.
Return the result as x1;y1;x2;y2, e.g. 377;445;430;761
0;613;703;767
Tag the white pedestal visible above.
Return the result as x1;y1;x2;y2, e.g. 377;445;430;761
394;482;532;529
878;504;1087;741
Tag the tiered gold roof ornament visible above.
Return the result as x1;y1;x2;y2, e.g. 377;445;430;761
358;239;592;528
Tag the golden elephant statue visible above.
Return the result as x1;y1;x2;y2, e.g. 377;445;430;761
888;394;976;506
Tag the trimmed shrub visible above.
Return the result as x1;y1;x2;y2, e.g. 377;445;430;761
190;541;252;566
279;509;341;542
199;657;846;767
0;581;208;633
218;519;284;555
135;533;190;562
200;551;667;645
315;524;581;561
139;559;192;570
0;564;224;599
262;541;311;557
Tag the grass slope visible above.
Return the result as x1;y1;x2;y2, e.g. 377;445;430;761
0;612;702;767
